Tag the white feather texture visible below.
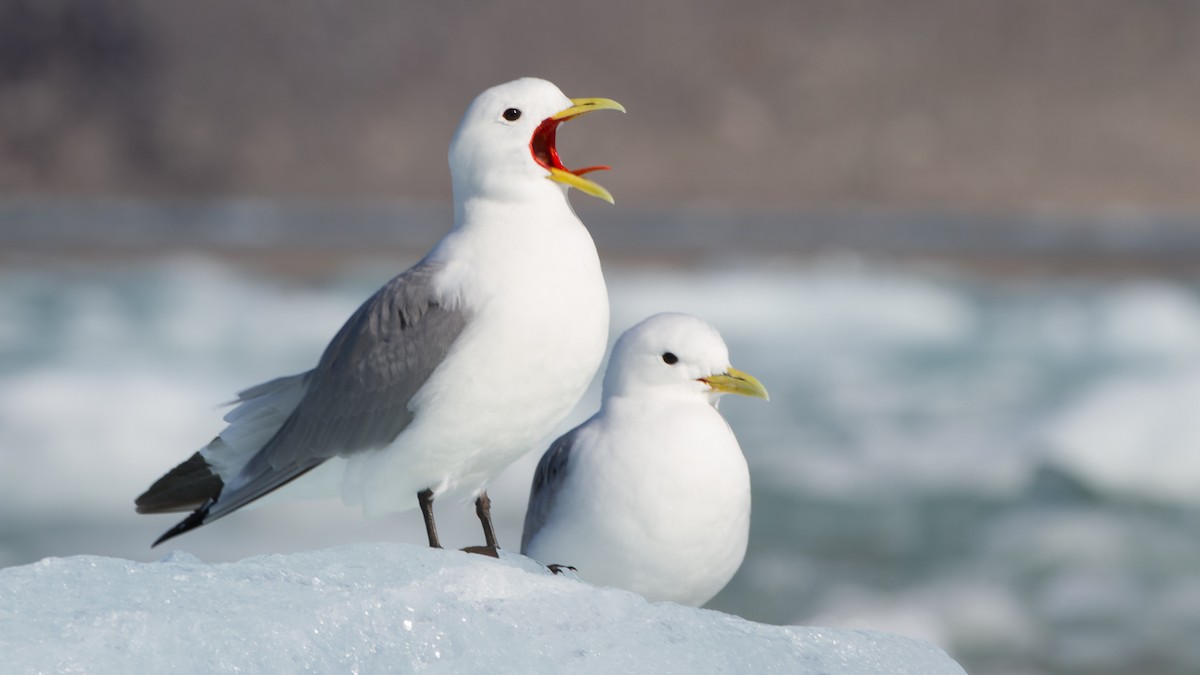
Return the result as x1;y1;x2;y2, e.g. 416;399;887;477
522;313;758;607
184;77;609;519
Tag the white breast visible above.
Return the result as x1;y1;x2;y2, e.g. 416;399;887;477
341;198;609;514
526;397;751;607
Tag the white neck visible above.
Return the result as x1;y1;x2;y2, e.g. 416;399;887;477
452;176;576;227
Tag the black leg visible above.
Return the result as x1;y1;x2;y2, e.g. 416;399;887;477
461;491;501;558
417;489;441;549
475;491;499;549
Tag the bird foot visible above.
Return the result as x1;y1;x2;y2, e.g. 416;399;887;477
546;564;577;575
461;545;500;558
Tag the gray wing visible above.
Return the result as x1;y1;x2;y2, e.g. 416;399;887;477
206;259;470;520
520;428;583;553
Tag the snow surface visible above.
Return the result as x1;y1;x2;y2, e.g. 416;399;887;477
0;543;965;674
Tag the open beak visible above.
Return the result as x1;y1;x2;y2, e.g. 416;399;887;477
700;367;770;401
531;97;625;204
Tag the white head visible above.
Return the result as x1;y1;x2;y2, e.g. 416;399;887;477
602;313;769;405
448;77;624;207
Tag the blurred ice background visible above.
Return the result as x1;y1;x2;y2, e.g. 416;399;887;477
5;205;1200;675
4;3;1200;675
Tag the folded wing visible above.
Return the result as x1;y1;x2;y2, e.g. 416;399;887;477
138;260;470;544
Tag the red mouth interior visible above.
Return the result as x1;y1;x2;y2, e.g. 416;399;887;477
531;116;610;176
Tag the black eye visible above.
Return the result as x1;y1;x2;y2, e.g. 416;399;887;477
502;108;522;122
661;352;678;365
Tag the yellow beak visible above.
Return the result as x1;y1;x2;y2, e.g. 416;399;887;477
701;367;770;401
550;97;627;121
547;168;615;204
542;97;625;204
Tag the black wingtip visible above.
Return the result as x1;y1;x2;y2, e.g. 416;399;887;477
151;500;213;548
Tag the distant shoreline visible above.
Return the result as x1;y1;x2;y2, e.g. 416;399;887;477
3;198;1199;278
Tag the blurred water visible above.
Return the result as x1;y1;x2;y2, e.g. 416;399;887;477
2;254;1200;675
